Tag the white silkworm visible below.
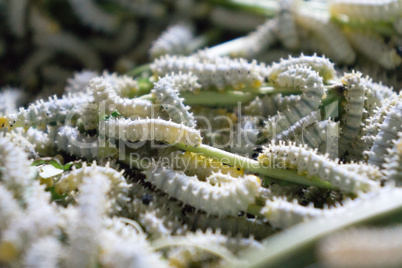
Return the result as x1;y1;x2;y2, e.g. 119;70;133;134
274;110;321;141
144;166;261;217
383;133;402;185
55;162;130;214
151;54;269;90
347;31;402;70
66;173;110;268
23;236;61;268
0;93;92;129
338;72;366;158
90;77;156;119
150;24;195;59
268;53;336;82
152;73;199;127
329;0;402;22
0;87;25;115
261;197;325;229
101;117;202;146
263;66;324;139
0;184;21;230
34;32;101;69
65;70;99;94
54;126;118;160
244;94;301;117
295;9;356;64
258;141;380;193
366;102;402;167
67;0;119;33
277;0;300;50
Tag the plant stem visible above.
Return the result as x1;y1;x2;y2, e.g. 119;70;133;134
173;143;335;190
234;187;402;268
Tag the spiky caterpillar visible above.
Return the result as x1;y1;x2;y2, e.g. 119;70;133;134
0;136;33;197
161;151;244;181
261;197;326;229
6;128;55;158
101;117;202;146
54;126;118;160
65;70;99;93
318;226;402;268
185;212;274;240
338;72;366;158
295;9;356;64
366;102;402;167
346;31;402;69
54;162;130;214
66;172;111;268
102;71;141;97
0;184;21;231
0;93;92;130
258;141;380;193
66;0;119;33
150;24;194;59
277;0;299;50
0;87;25;115
23;236;61;268
230;117;259;157
144;165;261;217
263;66;324;139
151;54;268;90
329;0;402;22
244;94;301;117
268;53;336;82
152;73;199;127
382;133;402;184
273;110;321;141
90;77;157;119
341;162;382;181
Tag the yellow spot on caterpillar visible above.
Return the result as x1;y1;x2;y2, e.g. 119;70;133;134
0;117;9;128
397;139;402;154
252;80;262;88
0;241;18;262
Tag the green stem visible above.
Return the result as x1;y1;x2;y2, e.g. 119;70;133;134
174;143;335;190
127;63;151;77
234;187;402;268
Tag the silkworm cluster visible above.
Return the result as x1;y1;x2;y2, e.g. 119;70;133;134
0;1;402;267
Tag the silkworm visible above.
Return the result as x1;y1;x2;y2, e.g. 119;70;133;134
366;102;402;167
0;93;92;129
261;197;326;229
90;77;156;119
0;87;25;115
230;117;259;157
144;165;261;217
0;184;21;230
383;133;402;185
295;9;356;64
268;53;336;82
258;141;380;193
55;162;130;214
277;0;300;50
329;0;402;22
150;24;195;59
244;94;301;117
54;126;118;160
151;54;269;90
263;66;324;139
152;73;199;127
101;117;202;146
273;110;321;141
23;236;61;268
346;30;402;70
67;0;119;33
65;70;99;94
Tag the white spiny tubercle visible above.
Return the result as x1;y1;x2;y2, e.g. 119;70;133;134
263;66;324;139
101;117;202;146
66;173;111;268
268;53;336;82
151;54;268;90
261;197;326;229
55;162;130;213
144;166;261;217
338;72;366;158
23;236;61;268
0;184;21;230
54;125;118;160
258;141;380;193
152;73;199;127
150;24;195;59
90;77;157;119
